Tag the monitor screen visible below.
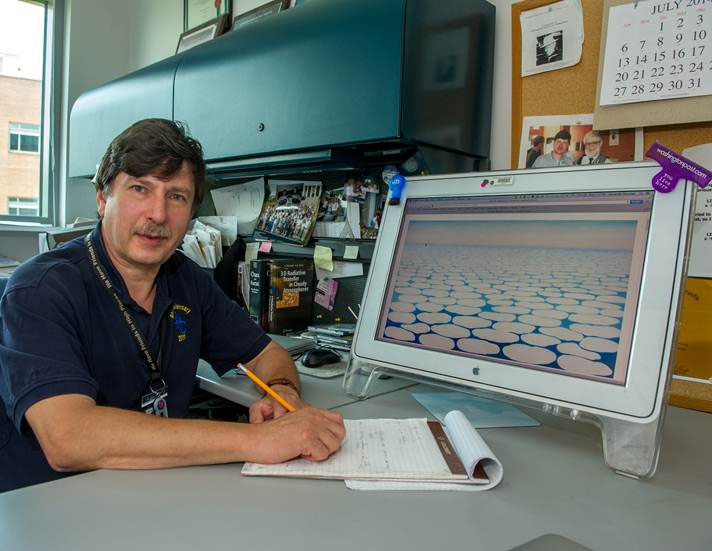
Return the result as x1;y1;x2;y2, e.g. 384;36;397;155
375;191;654;385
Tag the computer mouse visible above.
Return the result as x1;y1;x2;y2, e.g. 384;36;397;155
301;348;341;368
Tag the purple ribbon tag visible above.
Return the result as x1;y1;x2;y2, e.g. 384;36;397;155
645;142;712;193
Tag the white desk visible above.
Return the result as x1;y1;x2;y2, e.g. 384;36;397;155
1;380;711;551
196;359;416;410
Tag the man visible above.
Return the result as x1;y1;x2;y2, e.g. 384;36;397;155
0;119;345;492
536;32;562;66
532;130;574;168
576;131;610;165
525;135;544;168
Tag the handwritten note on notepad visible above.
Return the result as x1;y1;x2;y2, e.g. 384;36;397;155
242;412;503;490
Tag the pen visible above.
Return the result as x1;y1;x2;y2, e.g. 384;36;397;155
237;363;296;412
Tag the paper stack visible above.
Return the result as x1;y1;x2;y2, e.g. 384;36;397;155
180;220;223;268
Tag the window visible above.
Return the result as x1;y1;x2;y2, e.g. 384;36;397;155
0;0;61;223
9;122;40;153
7;196;39;216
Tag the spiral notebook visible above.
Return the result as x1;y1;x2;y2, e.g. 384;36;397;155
242;410;503;491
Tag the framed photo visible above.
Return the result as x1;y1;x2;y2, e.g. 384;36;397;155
232;0;290;31
176;14;230;54
184;0;231;32
255;180;322;246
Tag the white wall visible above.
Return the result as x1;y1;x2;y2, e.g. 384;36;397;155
60;0;132;226
126;0;183;72
60;0;184;226
489;0;513;171
233;0;270;15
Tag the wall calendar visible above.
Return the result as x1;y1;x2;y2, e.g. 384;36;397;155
599;0;711;106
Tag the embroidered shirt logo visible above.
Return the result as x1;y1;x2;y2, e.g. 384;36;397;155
170;304;191;343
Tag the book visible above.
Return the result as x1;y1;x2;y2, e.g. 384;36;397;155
237;260;250;310
307;323;355;336
298;331;353;351
242;410;503;491
248;259;269;330
266;258;315;335
248;258;315;333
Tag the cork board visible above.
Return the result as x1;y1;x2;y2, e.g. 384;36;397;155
511;0;712;168
594;0;712;131
670;277;712;413
511;0;712;413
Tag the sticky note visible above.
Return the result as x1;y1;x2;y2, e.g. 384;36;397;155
314;245;334;271
344;245;359;260
245;242;259;263
258;241;272;253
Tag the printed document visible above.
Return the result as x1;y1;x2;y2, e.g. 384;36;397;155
520;0;583;77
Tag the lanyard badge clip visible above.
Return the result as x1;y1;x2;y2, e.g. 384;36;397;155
141;379;169;417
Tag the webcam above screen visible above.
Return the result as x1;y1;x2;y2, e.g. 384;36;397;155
347;163;693;478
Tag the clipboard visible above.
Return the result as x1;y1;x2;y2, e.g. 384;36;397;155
594;0;712;130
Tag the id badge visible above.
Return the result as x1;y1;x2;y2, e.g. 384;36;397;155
141;389;169;417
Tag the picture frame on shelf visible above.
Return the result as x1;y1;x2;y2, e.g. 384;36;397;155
176;14;230;54
254;180;322;246
232;0;290;31
184;0;232;32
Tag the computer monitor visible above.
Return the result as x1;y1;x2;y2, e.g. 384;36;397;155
348;163;693;478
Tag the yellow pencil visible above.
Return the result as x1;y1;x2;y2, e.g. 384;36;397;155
237;363;295;412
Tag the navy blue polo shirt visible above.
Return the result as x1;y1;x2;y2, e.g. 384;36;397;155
0;224;270;492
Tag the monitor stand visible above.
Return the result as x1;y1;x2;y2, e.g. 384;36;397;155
343;356;668;479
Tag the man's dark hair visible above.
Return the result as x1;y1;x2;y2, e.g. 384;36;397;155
532;135;544;146
94;119;206;211
553;129;571;143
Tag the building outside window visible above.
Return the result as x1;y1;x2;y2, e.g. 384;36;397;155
0;0;60;223
9;122;40;153
7;195;39;216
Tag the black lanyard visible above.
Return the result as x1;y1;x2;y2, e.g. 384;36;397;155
84;234;166;388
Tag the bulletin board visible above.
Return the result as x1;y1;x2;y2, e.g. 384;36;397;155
511;0;712;412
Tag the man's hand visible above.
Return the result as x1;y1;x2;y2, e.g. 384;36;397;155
246;406;346;464
249;384;303;423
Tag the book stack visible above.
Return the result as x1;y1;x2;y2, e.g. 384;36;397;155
248;258;315;335
302;324;355;352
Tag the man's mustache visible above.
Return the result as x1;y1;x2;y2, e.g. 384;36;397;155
134;224;171;239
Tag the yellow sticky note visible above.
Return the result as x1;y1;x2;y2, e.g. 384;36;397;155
313;245;334;272
344;245;359;260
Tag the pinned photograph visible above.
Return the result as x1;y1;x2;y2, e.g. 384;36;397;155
518;114;642;170
535;30;563;66
319;190;345;222
255;180;322;245
312;187;361;239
